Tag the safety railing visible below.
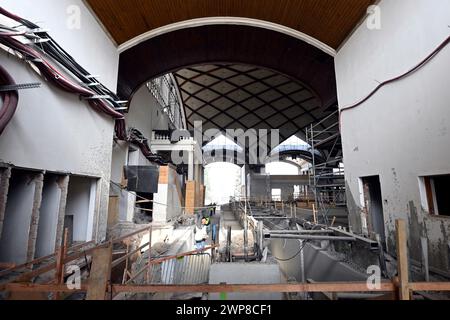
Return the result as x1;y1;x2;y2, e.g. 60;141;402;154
2;220;450;300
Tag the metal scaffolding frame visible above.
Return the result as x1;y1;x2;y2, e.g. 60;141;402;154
306;110;346;225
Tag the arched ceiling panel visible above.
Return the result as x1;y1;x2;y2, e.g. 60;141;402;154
174;64;331;143
117;24;337;110
85;0;375;49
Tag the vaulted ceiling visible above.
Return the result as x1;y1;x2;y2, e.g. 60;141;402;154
174;64;327;141
85;0;375;49
85;0;362;157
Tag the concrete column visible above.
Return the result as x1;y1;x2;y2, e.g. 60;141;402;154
0;167;12;239
26;173;44;262
55;175;70;249
188;150;194;181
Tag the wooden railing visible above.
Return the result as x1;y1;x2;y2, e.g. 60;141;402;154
1;220;450;300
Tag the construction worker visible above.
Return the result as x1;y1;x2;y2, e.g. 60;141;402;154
203;215;211;234
194;217;208;250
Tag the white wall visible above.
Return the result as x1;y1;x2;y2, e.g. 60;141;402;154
0;171;36;264
35;175;61;257
65;176;96;242
110;84;171;222
153;166;183;223
1;0;118;91
126;84;171;138
335;0;450;271
0;0;120;242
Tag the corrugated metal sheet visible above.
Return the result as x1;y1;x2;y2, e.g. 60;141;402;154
148;254;211;285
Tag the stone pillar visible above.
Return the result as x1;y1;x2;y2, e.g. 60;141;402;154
55;175;70;249
188;150;194;181
26;173;44;262
0;167;12;239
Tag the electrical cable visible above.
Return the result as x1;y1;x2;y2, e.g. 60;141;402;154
272;240;309;262
0;6;127;139
0;65;19;135
339;35;450;120
0;6;168;163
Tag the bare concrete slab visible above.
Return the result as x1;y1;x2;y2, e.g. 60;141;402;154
209;263;283;300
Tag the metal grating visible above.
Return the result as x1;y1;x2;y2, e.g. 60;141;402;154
148;253;211;285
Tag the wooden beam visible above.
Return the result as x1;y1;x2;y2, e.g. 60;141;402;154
409;282;450;292
6;281;450;295
6;283;88;293
395;219;410;300
112;282;396;294
86;244;113;300
54;228;68;300
107;196;119;229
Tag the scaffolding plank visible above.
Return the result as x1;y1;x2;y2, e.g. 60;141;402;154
86;245;112;300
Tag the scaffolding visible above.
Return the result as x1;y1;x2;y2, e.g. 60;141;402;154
306;110;345;225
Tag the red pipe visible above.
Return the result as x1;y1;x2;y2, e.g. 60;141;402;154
0;65;19;135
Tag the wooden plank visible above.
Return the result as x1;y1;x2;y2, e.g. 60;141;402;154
4;281;393;294
112;282;396;294
0;262;15;270
86;244;113;300
55;229;68;285
6;283;88;293
107;196;119;229
409;282;450;292
54;228;68;300
395;219;410;300
5;227;147;283
3;242;95;280
9;281;450;295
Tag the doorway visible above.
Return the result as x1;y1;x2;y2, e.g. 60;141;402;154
361;176;385;246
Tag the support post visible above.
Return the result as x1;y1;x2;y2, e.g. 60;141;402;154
54;228;68;300
86;243;113;300
331;216;336;227
0;167;11;239
27;173;44;263
312;204;317;224
54;175;69;249
395;219;410;300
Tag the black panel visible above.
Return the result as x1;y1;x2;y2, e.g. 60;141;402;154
124;165;160;193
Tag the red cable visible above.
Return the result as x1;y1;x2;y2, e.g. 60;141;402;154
0;65;19;135
339;35;450;125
